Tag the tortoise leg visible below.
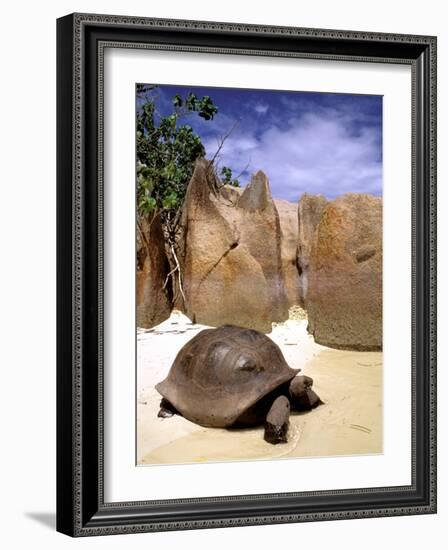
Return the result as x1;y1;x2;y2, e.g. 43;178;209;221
157;398;177;418
289;376;323;411
264;395;290;444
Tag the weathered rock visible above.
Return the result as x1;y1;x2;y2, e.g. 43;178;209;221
307;193;382;350
181;160;289;332
136;214;172;328
235;172;289;322
274;199;301;308
297;193;329;305
238;171;272;211
219;184;242;204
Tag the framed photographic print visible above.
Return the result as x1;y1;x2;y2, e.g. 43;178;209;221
56;13;437;536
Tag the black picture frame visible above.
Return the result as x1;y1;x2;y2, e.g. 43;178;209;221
56;13;437;537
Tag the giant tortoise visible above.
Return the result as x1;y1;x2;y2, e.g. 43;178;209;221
155;325;322;444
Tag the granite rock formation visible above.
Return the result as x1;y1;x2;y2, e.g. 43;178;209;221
136;160;383;350
274;198;302;308
297;193;328;305
182;160;289;332
136;213;172;328
306;193;382;350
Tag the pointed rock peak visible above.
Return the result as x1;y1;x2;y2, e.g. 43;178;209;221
238;170;272;211
190;157;215;187
185;157;219;207
299;192;328;208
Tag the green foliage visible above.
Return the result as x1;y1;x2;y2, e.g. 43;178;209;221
136;86;219;232
172;93;218;120
136;85;243;304
220;166;240;188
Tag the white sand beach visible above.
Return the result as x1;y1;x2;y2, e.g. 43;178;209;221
137;310;382;465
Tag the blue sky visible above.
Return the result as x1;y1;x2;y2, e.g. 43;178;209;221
137;84;382;202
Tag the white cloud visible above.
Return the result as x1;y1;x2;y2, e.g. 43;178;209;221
208;109;382;202
253;103;269;114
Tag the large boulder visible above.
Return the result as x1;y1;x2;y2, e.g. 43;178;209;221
297;193;328;305
220;185;302;311
235;172;289;321
182;160;289;332
306;194;382;350
274;198;301;308
136;214;172;328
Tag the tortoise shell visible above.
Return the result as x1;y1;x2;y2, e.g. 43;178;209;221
155;325;299;428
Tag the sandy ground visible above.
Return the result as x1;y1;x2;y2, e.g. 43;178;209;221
137;310;382;465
